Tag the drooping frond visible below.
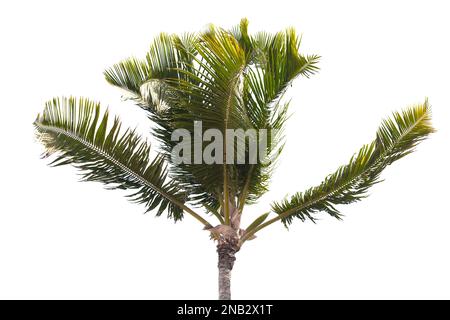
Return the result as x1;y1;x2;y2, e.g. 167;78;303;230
271;100;435;226
104;57;151;97
104;33;198;112
34;97;190;221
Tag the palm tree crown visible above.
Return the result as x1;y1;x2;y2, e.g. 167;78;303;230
34;19;434;299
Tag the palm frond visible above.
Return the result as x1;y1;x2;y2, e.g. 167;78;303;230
104;57;150;97
271;100;434;226
34;97;201;222
168;27;249;222
235;27;319;207
104;20;321;218
376;99;434;164
104;33;198;111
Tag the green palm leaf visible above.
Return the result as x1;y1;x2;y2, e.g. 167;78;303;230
104;33;198;110
104;57;151;98
34;19;435;299
235;25;320;211
271;100;434;226
103;20;321;221
33;97;211;225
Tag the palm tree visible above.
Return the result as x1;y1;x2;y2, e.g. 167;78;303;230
34;19;434;300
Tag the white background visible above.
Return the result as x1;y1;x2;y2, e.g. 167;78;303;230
1;0;449;299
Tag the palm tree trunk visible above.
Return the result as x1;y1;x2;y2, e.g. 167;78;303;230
217;243;237;300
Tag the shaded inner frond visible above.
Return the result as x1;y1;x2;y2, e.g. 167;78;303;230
103;19;321;219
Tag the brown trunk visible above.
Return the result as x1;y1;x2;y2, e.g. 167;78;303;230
217;242;237;300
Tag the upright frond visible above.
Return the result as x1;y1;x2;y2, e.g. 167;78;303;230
104;20;321;216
